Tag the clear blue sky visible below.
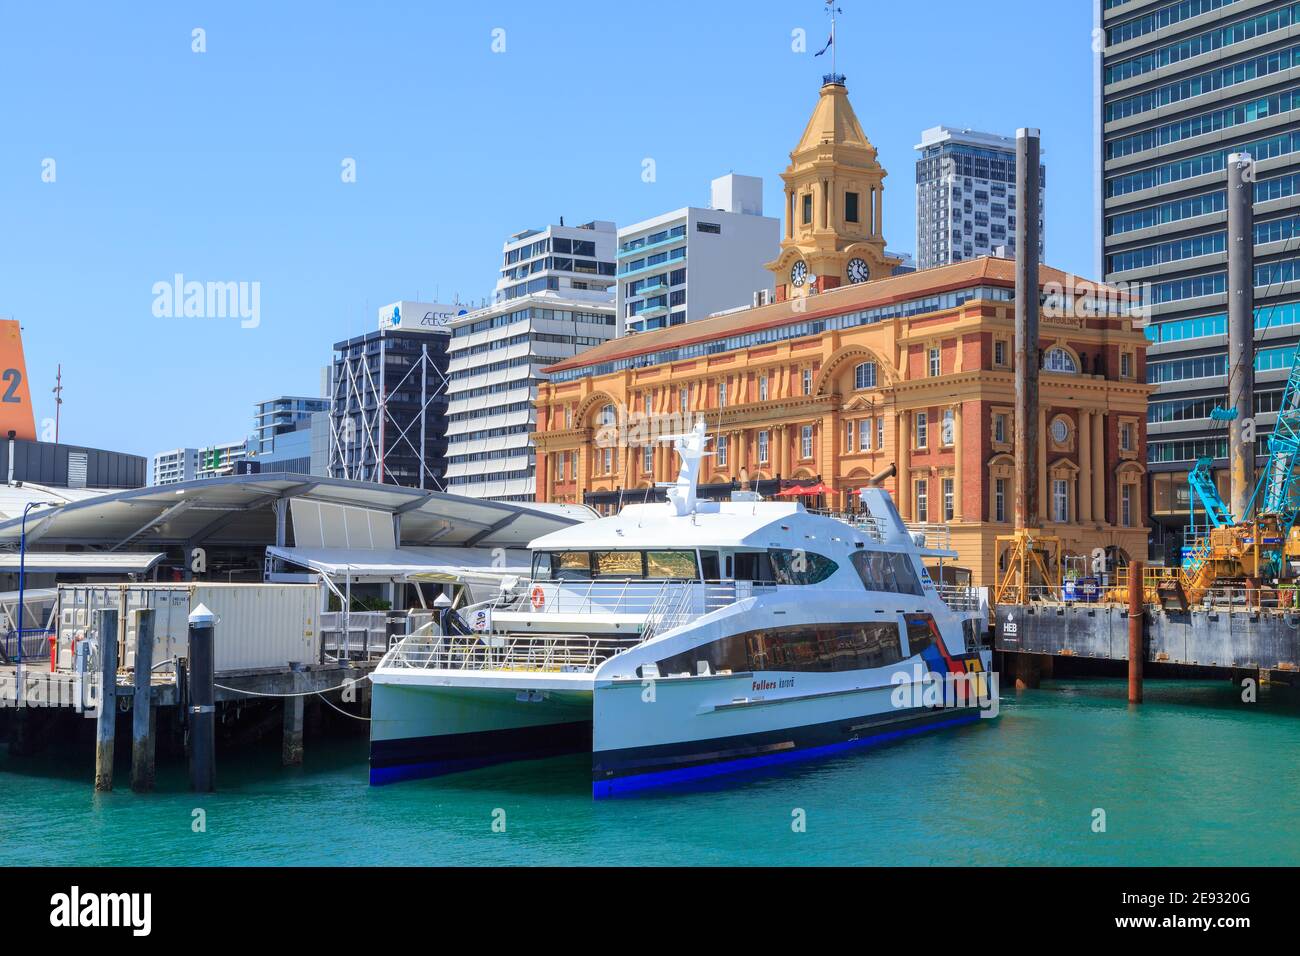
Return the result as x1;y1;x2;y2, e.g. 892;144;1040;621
0;0;1096;460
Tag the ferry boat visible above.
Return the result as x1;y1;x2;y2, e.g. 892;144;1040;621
369;422;995;797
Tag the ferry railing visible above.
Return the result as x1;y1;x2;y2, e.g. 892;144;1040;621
640;579;714;643
380;581;751;673
933;585;981;613
812;511;888;541
814;513;952;550
904;523;952;551
384;624;639;673
488;578;740;618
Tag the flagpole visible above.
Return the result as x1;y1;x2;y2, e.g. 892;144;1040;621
831;4;837;78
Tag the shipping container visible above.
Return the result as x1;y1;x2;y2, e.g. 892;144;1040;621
57;583;319;673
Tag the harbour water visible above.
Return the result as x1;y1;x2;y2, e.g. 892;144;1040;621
3;679;1298;866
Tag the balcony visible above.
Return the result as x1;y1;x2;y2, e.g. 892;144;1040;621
617;232;686;260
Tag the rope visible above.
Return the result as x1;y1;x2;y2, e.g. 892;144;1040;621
212;675;371;698
316;692;371;721
212;675;375;721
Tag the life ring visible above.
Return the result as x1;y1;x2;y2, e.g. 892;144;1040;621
530;586;545;610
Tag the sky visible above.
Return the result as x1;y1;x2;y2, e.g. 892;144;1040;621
0;0;1097;461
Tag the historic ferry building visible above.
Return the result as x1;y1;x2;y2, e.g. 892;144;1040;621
533;74;1151;586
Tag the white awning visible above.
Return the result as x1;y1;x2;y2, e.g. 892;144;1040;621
266;545;529;585
0;552;165;574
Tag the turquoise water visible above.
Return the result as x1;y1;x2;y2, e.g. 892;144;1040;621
3;679;1299;866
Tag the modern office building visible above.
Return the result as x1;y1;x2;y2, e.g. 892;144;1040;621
1098;0;1300;560
153;440;249;484
446;224;619;502
328;301;455;488
246;395;330;475
618;174;779;334
153;448;197;485
196;440;250;480
915;125;1046;270
495;221;617;304
251;396;330;456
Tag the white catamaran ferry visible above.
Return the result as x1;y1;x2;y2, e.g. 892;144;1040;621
370;422;996;796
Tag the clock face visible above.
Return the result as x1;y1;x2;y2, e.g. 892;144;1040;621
790;260;808;287
847;258;869;284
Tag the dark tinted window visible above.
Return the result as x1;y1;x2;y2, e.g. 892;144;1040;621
769;549;839;585
656;622;904;675
850;550;924;596
905;613;936;656
734;551;774;582
700;551;720;581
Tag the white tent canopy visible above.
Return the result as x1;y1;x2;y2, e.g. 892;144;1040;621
0;472;593;551
0;552;164;574
266;544;528;581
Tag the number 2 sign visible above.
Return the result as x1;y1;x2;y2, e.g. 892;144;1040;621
0;319;36;441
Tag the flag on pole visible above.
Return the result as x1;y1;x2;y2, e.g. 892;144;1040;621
815;3;841;57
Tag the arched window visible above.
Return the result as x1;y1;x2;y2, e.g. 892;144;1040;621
1045;348;1078;373
854;362;878;390
599;404;616;427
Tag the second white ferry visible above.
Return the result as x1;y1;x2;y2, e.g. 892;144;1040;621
369;422;996;796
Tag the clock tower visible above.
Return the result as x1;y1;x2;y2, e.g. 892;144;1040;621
767;74;901;302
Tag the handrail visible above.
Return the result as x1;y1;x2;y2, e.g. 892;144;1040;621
488;578;738;619
381;630;640;673
932;584;981;612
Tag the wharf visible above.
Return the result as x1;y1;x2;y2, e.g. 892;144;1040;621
994;599;1300;686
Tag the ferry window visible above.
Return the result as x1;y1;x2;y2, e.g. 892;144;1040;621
549;552;592;580
532;552;553;579
768;549;839;585
592;551;646;578
645;550;698;579
849;550;924;596
699;551;720;581
904;613;936;657
734;551;774;582
655;622;904;676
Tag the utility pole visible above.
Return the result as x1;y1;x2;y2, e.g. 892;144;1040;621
52;364;63;444
1227;152;1256;521
1014;128;1042;532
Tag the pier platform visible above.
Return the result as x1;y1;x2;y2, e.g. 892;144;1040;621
995;601;1300;683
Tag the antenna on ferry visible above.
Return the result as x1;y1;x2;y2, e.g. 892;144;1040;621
661;419;713;517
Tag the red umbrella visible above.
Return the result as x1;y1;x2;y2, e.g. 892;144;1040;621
777;482;834;497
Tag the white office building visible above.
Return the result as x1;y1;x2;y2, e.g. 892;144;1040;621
494;220;617;304
445;222;618;502
617;174;779;334
152;439;250;485
914;126;1045;270
152;448;197;485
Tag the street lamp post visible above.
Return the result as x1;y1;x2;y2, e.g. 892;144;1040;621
16;500;50;669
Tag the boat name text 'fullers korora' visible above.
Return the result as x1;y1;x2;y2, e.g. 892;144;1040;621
369;421;997;797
